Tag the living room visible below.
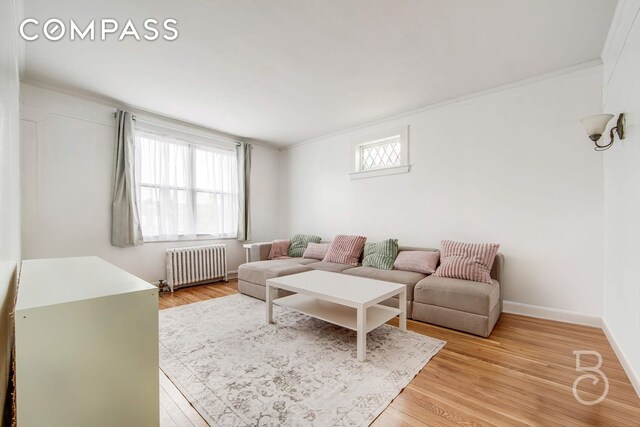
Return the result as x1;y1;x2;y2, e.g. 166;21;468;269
1;0;639;426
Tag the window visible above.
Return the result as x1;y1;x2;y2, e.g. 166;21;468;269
135;129;238;241
350;126;409;179
359;135;401;170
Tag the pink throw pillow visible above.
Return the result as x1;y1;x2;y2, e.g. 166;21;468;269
268;239;291;260
303;242;331;260
322;235;367;266
393;251;440;274
434;240;499;284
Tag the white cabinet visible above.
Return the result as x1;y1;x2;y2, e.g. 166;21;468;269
15;256;159;427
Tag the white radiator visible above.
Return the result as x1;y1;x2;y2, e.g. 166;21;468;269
165;244;228;292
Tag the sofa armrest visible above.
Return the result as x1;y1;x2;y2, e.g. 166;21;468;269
490;253;504;283
491;253;504;302
249;242;273;262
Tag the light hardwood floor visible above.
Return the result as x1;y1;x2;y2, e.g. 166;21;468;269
158;280;640;426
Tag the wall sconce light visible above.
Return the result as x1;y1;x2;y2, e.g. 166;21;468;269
580;113;625;151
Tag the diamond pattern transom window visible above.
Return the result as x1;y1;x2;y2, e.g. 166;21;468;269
359;135;401;170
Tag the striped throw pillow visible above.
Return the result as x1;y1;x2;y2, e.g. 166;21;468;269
302;242;331;260
323;235;367;266
362;239;398;270
434;240;499;284
393;251;440;274
288;234;322;257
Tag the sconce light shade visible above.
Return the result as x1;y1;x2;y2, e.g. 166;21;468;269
581;114;614;142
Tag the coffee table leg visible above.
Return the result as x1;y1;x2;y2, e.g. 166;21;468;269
266;283;274;324
357;306;366;361
399;289;407;331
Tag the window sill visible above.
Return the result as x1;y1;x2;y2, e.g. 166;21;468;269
143;235;237;244
349;165;410;180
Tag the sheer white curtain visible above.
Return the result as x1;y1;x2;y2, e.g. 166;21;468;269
193;145;239;237
135;129;238;241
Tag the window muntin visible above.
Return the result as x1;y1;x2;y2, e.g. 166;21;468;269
359;135;402;170
135;130;238;240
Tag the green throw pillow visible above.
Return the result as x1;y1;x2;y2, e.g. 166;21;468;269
362;239;399;270
288;234;322;257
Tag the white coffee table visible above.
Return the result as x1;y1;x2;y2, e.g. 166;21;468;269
266;270;407;361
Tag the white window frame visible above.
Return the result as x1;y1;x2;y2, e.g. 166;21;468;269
134;121;240;243
349;125;410;180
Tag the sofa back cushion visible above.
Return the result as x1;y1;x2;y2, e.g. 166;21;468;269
362;239;399;270
394;250;440;274
268;239;291;259
302;242;331;260
288;234;322;257
323;235;367;266
434;240;499;284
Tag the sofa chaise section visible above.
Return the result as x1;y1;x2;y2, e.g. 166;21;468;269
238;259;313;300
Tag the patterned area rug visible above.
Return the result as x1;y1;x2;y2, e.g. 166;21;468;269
159;294;445;426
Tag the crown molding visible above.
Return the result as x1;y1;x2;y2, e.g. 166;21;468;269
282;59;603;151
12;0;26;75
21;58;602;154
19;77;281;151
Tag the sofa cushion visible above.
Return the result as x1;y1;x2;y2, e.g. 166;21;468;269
238;280;294;301
394;250;440;274
412;301;501;337
434;240;499;284
288;234;322;257
286;258;319;266
302;242;331;260
413;275;500;316
323;235;367;266
308;261;355;273
362;239;399;270
238;260;312;286
343;266;425;300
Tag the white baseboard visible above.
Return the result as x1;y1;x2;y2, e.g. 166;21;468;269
502;301;640;399
602;318;640;398
502;300;602;327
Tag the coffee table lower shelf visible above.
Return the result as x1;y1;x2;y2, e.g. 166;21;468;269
274;294;401;333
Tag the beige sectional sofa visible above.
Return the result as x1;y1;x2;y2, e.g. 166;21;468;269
238;243;504;337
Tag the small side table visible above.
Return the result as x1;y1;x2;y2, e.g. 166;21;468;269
243;243;253;263
243;242;271;263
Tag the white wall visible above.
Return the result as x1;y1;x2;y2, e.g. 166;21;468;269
280;65;605;317
20;84;281;283
0;0;21;422
601;0;640;395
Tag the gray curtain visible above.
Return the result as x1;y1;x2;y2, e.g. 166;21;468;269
111;109;144;247
237;142;252;241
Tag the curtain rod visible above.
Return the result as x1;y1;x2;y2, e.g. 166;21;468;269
112;111;242;147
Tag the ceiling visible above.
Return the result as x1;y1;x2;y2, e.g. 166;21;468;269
22;0;617;145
